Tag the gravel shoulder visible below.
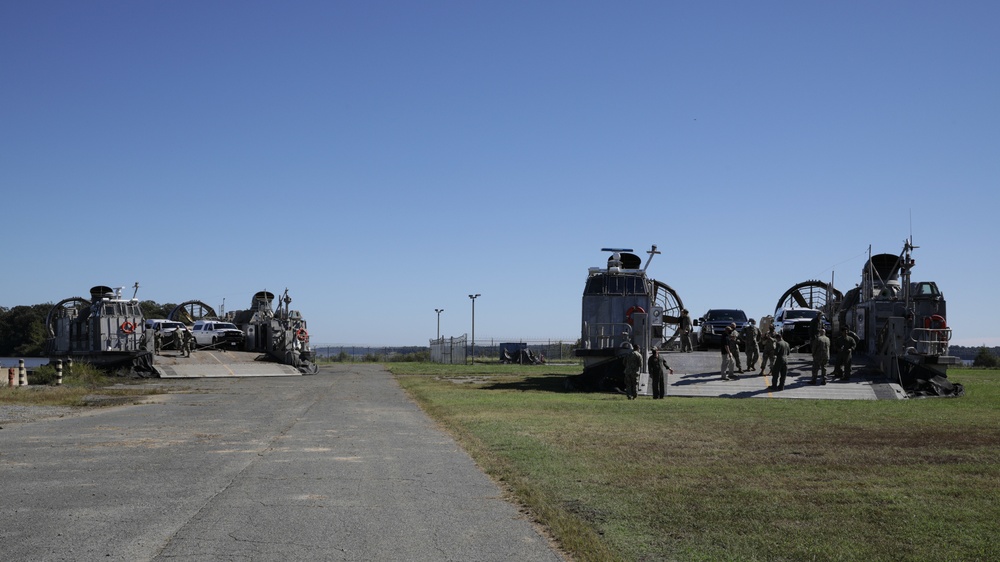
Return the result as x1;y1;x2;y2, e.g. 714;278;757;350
0;404;82;426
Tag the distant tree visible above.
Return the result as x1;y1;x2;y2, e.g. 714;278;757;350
0;304;51;356
973;346;1000;368
139;300;177;320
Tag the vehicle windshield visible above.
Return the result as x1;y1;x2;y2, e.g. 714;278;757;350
785;310;818;320
218;323;239;330
707;310;747;322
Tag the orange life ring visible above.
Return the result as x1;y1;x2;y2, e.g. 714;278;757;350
625;306;646;326
120;321;136;334
924;314;947;330
295;328;309;342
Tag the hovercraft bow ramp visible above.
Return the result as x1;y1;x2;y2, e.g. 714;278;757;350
153;350;303;378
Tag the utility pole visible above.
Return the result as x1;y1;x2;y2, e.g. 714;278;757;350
468;294;480;364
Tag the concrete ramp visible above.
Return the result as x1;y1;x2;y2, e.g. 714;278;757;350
152;350;302;378
651;351;905;400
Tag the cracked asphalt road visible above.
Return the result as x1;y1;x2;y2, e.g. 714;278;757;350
0;364;564;561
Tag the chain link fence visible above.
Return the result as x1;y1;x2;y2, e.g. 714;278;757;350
429;335;467;364
313;338;578;364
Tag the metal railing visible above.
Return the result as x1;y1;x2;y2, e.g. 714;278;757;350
909;328;952;356
579;322;632;351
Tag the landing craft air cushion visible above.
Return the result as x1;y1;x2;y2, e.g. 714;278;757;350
569;245;684;392
775;238;961;397
46;285;317;377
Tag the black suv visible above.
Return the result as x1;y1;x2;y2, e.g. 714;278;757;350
697;309;749;349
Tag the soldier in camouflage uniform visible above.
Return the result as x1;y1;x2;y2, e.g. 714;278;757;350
810;311;825;345
647;348;673;399
833;327;859;380
173;328;184;355
720;326;737;381
741;319;761;372
622;343;642;400
810;328;831;385
759;325;776;375
770;333;791;391
728;324;744;373
679;309;693;352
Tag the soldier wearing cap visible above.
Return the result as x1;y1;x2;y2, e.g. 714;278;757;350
741;318;761;372
720;326;737;380
173;328;185;354
679;309;693;352
759;324;776;375
728;323;744;373
833;326;859;380
647;348;673;399
770;333;791;390
810;310;826;345
810;328;831;385
621;342;642;400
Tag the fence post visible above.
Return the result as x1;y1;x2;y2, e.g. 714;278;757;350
19;359;27;386
55;360;63;386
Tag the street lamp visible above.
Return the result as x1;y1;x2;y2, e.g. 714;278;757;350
468;294;480;364
434;308;444;339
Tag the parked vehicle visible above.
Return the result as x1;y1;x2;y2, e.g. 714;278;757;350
191;320;245;349
144;319;187;349
773;307;829;348
697;309;748;349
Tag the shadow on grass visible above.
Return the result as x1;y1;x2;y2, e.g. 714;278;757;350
479;374;575;393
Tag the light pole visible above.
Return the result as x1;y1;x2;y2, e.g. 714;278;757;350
434;308;444;339
468;294;480;364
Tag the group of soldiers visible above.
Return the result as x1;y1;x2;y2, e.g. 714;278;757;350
621;309;861;398
620;342;673;400
152;327;194;357
804;312;860;386
719;312;859;391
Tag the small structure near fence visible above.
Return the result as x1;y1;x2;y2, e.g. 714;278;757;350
498;342;544;364
430;335;468;365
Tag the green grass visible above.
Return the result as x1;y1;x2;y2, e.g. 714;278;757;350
0;362;165;407
390;364;1000;562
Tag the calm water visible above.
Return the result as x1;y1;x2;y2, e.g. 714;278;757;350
0;357;50;369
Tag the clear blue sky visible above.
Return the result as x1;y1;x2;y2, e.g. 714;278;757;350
3;1;998;347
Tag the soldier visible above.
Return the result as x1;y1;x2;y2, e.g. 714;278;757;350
153;330;161;355
173;328;184;355
181;327;193;357
647;348;673;399
810;328;831;385
810;310;825;344
679;309;693;352
728;324;744;373
833;327;859;380
741;319;761;372
720;326;737;381
621;343;642;400
759;325;776;376
770;333;791;391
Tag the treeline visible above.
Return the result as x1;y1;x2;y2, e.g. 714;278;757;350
948;345;1000;361
0;301;181;356
950;345;1000;368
